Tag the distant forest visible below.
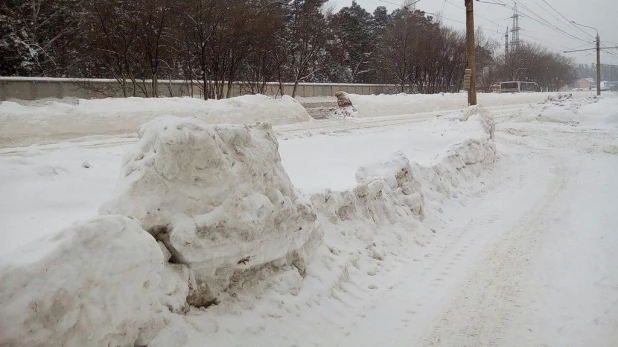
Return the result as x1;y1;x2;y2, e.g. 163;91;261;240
0;0;578;98
576;64;618;81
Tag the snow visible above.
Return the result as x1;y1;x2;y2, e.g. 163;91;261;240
0;94;312;147
294;96;337;103
100;116;320;308
0;92;617;347
347;90;597;118
0;145;126;254
279;112;489;193
0;215;166;347
577;96;618;126
147;107;497;347
499;154;618;347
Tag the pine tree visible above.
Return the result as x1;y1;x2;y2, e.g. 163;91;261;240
329;1;375;83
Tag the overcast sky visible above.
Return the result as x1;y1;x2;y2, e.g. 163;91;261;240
329;0;618;65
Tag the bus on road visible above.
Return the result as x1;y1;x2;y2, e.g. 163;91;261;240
500;81;540;93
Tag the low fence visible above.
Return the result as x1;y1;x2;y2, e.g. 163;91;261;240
0;77;403;101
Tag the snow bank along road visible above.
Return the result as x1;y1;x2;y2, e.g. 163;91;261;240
0;93;617;346
0;90;596;150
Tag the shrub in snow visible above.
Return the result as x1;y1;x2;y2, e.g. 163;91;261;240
100;116;320;306
0;216;166;347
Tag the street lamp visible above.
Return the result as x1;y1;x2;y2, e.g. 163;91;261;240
571;21;601;96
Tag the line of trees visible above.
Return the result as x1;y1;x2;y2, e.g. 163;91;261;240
0;0;577;98
576;63;618;82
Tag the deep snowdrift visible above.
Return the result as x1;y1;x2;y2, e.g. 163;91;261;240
148;110;497;346
0;108;496;346
100;116;320;309
513;93;618;127
0;216;165;347
508;94;618;155
0;95;312;147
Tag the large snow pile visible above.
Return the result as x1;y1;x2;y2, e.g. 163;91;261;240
513;94;602;124
346;91;594;117
0;95;312;147
147;108;497;346
0;107;498;346
280;110;492;193
0;216;166;347
100;116;320;308
577;96;618;126
311;107;496;234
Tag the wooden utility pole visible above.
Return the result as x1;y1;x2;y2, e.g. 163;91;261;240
566;21;607;96
465;0;477;105
596;34;601;96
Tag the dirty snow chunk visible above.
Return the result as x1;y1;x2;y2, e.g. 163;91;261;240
356;151;419;189
158;241;191;313
0;215;166;347
335;91;353;107
100;116;319;303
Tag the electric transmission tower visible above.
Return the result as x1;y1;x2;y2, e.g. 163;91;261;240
402;0;417;11
510;3;521;53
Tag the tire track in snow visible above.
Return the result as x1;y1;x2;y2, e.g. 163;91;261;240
420;155;569;347
336;150;536;347
0;104;525;156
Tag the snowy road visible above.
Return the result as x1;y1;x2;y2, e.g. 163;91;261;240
1;93;617;346
0;103;526;155
339;121;618;346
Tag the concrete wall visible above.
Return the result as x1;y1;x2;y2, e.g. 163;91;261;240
0;77;403;101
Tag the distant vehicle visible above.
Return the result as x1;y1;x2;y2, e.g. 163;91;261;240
500;81;540;93
602;81;618;91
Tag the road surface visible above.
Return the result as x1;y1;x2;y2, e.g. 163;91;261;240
338;118;618;346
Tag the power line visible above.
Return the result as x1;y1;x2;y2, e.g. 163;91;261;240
512;2;592;45
564;46;618;53
373;0;592;57
491;0;592;45
535;0;597;40
518;32;566;52
444;0;507;29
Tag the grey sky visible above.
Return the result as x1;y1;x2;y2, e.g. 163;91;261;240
329;0;618;65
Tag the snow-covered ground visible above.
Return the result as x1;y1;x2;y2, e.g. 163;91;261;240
0;95;312;148
1;92;617;346
346;90;597;117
